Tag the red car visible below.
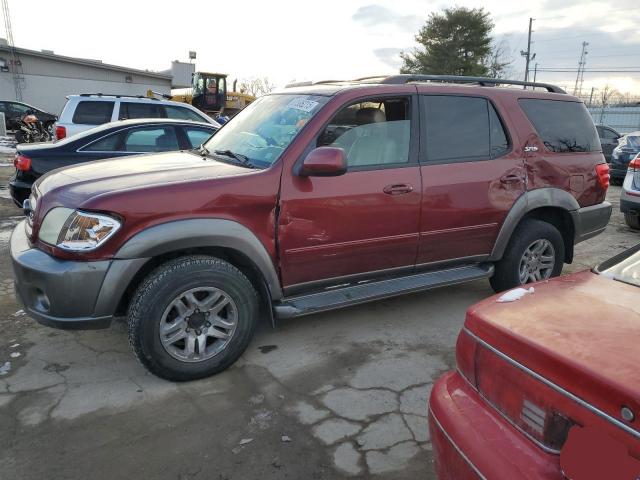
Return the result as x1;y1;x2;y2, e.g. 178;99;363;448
11;74;611;381
429;246;640;479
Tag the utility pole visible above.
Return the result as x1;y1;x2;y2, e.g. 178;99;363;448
588;86;595;107
1;0;23;101
521;18;534;83
573;41;589;96
533;62;538;82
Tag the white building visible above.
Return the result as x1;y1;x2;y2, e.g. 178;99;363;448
0;42;193;115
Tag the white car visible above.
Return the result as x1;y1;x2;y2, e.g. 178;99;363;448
53;94;220;140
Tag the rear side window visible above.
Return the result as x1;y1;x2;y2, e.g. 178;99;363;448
72;101;115;125
123;127;179;152
519;99;599;153
164;105;206;122
83;132;124;152
119;102;162;120
422;95;509;163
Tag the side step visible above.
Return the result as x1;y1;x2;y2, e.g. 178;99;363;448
273;264;494;319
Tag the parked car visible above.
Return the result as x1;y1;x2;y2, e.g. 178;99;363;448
8;118;217;207
596;124;621;162
621;152;640;230
0;100;57;131
611;131;640;184
11;74;612;381
53;94;219;140
429;245;640;479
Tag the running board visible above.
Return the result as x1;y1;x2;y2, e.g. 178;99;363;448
273;264;494;319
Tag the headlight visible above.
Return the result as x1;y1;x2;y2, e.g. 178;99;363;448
39;208;121;251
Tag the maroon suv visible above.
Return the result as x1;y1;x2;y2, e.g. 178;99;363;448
10;75;612;381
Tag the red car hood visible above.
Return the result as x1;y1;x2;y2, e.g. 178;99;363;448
34;151;250;203
466;270;640;432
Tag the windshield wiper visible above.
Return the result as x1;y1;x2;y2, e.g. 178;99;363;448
213;149;257;169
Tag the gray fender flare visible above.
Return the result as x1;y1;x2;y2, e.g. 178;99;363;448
489;188;579;261
114;218;283;300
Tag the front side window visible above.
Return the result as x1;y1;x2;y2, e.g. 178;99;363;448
123;127;178;152
203;94;329;168
317;97;411;168
119;102;162;120
422;95;509;164
72;101;115;125
185;127;215;148
164;105;206;122
519;99;599;153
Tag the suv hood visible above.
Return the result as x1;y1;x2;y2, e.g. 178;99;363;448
35;151;251;200
466;271;640;438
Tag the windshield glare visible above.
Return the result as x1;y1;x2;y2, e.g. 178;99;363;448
204;94;329;167
600;247;640;287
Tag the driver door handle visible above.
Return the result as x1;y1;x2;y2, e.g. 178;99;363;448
383;183;413;195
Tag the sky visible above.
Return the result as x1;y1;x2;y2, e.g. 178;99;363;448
5;0;640;95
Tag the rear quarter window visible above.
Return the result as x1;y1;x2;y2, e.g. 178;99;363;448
72;101;115;125
519;99;600;153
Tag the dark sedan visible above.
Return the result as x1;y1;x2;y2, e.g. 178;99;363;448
0;100;57;130
610;131;640;184
9;118;217;206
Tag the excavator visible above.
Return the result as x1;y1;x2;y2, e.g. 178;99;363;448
150;72;255;119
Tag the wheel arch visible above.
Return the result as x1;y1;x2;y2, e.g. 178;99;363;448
101;219;282;318
490;188;579;263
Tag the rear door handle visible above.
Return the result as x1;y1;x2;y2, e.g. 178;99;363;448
500;174;524;184
383;183;413;195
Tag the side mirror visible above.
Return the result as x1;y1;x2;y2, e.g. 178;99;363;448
299;147;347;177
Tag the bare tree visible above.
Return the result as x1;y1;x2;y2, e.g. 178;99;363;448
483;38;514;79
599;84;620;107
238;77;276;97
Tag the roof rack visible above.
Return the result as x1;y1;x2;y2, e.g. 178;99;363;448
286;75;565;94
379;75;566;93
78;93;160;100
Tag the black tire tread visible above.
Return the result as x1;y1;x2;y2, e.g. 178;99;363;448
625;212;640;230
127;255;258;381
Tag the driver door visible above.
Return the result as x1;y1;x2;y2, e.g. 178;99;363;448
278;95;422;291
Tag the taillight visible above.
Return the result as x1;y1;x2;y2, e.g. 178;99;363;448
474;343;574;451
629;154;640;171
595;163;610;190
55;125;66;140
14;154;31;171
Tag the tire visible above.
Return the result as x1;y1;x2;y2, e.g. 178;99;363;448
625;212;640;230
490;219;565;293
128;255;259;381
610;177;623;186
15;130;28;144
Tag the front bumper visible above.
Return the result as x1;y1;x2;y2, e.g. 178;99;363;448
571;201;612;244
10;220;146;330
429;371;561;480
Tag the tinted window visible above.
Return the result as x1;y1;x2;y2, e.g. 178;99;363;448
123;127;178;152
601;128;619;140
423;96;493;163
318;98;411;168
519;99;599;153
72;101;115;125
10;103;32;115
164;105;206;122
83;132;124;152
119;102;162;120
185;127;214;148
489;103;509;158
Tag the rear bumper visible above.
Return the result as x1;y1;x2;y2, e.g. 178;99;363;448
8;177;31;208
429;371;561;480
610;167;628;180
10;220;146;330
571;201;612;244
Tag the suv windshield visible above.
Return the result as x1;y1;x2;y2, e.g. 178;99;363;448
599;245;640;287
204;94;329;168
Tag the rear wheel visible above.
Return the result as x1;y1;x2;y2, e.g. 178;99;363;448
625;212;640;230
490;219;565;293
127;256;259;381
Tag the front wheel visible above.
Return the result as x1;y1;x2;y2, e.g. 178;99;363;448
15;129;29;144
490;219;565;293
128;256;259;381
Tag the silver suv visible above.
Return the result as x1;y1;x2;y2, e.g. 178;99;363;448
53;94;219;140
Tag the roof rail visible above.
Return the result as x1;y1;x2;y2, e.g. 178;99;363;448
78;93;161;100
379;75;566;93
285;75;566;94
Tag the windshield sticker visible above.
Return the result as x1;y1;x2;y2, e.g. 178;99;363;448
287;98;319;113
